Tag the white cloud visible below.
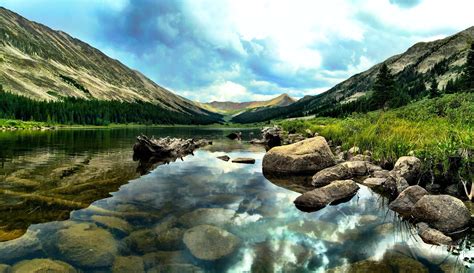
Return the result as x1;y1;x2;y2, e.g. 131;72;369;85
5;0;473;102
181;80;277;102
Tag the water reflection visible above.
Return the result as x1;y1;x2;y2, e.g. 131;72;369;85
0;127;259;241
0;128;470;272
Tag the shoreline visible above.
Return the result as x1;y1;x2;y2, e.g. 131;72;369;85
0;119;261;131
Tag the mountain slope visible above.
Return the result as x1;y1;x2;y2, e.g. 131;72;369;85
0;7;217;120
232;26;474;123
200;93;295;114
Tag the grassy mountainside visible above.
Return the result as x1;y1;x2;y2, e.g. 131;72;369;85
0;7;219;123
200;93;295;115
232;26;474;123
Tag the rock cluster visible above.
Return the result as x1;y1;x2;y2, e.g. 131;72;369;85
261;131;471;246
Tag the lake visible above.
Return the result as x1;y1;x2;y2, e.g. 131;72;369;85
0;127;471;272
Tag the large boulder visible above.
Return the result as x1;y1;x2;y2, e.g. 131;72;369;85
56;223;119;268
263;137;335;175
393;156;422;184
412;195;471;234
389;186;428;215
12;258;77;273
183;225;240;261
312;161;381;187
294;180;360;212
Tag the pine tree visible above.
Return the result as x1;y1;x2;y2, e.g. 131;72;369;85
372;63;395;108
429;77;440;98
465;42;474;92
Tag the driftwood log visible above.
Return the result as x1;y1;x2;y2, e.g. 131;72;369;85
133;135;211;174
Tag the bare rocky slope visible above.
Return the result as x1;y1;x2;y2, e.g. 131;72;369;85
0;7;215;118
232;26;474;123
200;93;295;115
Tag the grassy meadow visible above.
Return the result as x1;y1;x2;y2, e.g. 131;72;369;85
278;93;473;183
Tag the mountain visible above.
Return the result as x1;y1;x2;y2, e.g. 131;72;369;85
200;93;295;115
232;26;474;123
0;7;219;122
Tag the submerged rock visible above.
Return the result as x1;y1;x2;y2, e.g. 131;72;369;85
91;215;133;235
57;223;118;268
231;157;255;164
142;251;189;269
263;137;335;175
183;225;240;261
177;208;235;227
393;156;422;184
112;256;145;273
147;264;203;273
416;223;452;246
382;252;428;273
0;265;10;273
312;161;381;187
326;260;391;273
412;195;471;234
124;229;160;253
155;228;185;251
0;230;42;261
294;180;359;212
12;258;77;273
389;186;428;215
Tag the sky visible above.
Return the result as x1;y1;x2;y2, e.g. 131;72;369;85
1;0;474;102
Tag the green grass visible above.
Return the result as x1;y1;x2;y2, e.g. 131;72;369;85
277;93;473;179
0;119;54;129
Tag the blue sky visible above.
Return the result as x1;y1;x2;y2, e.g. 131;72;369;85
1;0;473;102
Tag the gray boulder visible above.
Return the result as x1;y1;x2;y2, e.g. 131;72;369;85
362;178;386;189
416;223;452;246
263;137;335;175
312;161;381;187
412;195;471;234
183;225;240;261
389;186;428;215
380;171;409;196
393;156;422;184
57;223;118;268
294;180;360;212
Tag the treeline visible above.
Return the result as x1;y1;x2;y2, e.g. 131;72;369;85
0;86;221;125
